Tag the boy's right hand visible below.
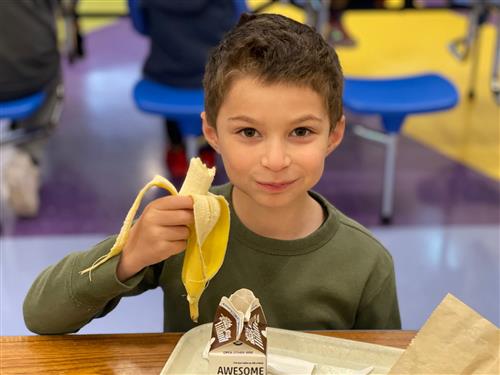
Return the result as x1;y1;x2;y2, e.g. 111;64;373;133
116;195;194;282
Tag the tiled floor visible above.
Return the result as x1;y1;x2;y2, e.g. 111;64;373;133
1;10;499;335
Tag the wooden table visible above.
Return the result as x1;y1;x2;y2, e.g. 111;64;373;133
1;330;416;374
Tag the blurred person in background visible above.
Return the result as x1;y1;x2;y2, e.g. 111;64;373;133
0;0;62;218
140;0;238;177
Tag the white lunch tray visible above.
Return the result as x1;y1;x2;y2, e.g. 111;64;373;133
160;323;403;375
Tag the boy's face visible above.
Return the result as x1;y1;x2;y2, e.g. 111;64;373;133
202;76;345;209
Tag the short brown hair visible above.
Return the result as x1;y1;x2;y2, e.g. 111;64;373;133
203;13;343;129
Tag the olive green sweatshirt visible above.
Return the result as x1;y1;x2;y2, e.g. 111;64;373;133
23;184;401;334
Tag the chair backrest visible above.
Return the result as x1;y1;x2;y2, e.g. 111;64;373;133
234;0;250;18
128;0;148;36
127;0;249;36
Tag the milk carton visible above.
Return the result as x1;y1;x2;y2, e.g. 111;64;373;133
208;289;267;375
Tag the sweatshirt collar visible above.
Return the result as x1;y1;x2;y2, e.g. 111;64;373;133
222;184;340;256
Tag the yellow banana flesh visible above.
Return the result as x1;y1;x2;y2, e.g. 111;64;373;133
80;157;230;322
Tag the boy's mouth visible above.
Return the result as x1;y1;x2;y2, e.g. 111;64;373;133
256;180;296;192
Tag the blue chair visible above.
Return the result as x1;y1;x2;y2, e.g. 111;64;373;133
127;0;248;160
133;80;204;159
0;92;46;145
343;73;459;223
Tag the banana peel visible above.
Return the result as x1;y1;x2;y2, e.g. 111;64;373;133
80;157;230;322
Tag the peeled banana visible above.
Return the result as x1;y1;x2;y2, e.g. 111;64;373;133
80;157;230;322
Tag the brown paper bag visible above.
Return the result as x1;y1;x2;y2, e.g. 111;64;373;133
389;293;499;374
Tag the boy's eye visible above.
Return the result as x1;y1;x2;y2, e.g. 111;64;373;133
239;128;258;138
291;127;311;137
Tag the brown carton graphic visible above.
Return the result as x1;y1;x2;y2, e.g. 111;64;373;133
208;289;267;375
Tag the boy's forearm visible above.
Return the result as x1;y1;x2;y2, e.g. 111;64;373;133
23;251;104;334
116;250;144;282
23;236;146;334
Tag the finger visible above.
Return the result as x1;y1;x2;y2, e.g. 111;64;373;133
163;239;188;255
149;208;194;227
152;195;194;211
159;225;190;241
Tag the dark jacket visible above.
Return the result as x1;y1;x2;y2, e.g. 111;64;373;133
0;0;60;101
142;0;237;88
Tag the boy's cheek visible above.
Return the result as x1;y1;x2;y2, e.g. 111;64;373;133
219;152;248;174
218;140;249;160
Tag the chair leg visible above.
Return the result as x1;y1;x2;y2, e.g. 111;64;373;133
0;119;11;132
48;84;65;129
491;14;500;104
353;124;389;143
466;2;485;100
352;124;400;223
381;134;398;224
185;135;198;161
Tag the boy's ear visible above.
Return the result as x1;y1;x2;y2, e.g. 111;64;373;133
326;115;346;155
201;112;220;153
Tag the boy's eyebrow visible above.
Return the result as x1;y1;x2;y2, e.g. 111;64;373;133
227;114;323;125
291;115;323;124
227;115;259;124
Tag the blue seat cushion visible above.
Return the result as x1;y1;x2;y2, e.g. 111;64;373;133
133;79;205;136
0;91;46;120
343;73;459;117
133;79;204;116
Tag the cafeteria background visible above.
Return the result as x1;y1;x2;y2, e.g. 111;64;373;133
1;0;498;335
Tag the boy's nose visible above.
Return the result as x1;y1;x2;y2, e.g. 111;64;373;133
261;139;291;171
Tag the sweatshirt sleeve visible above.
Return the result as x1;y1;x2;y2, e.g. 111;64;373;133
354;253;402;330
23;236;159;334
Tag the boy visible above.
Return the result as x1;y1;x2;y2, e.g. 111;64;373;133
24;13;401;334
